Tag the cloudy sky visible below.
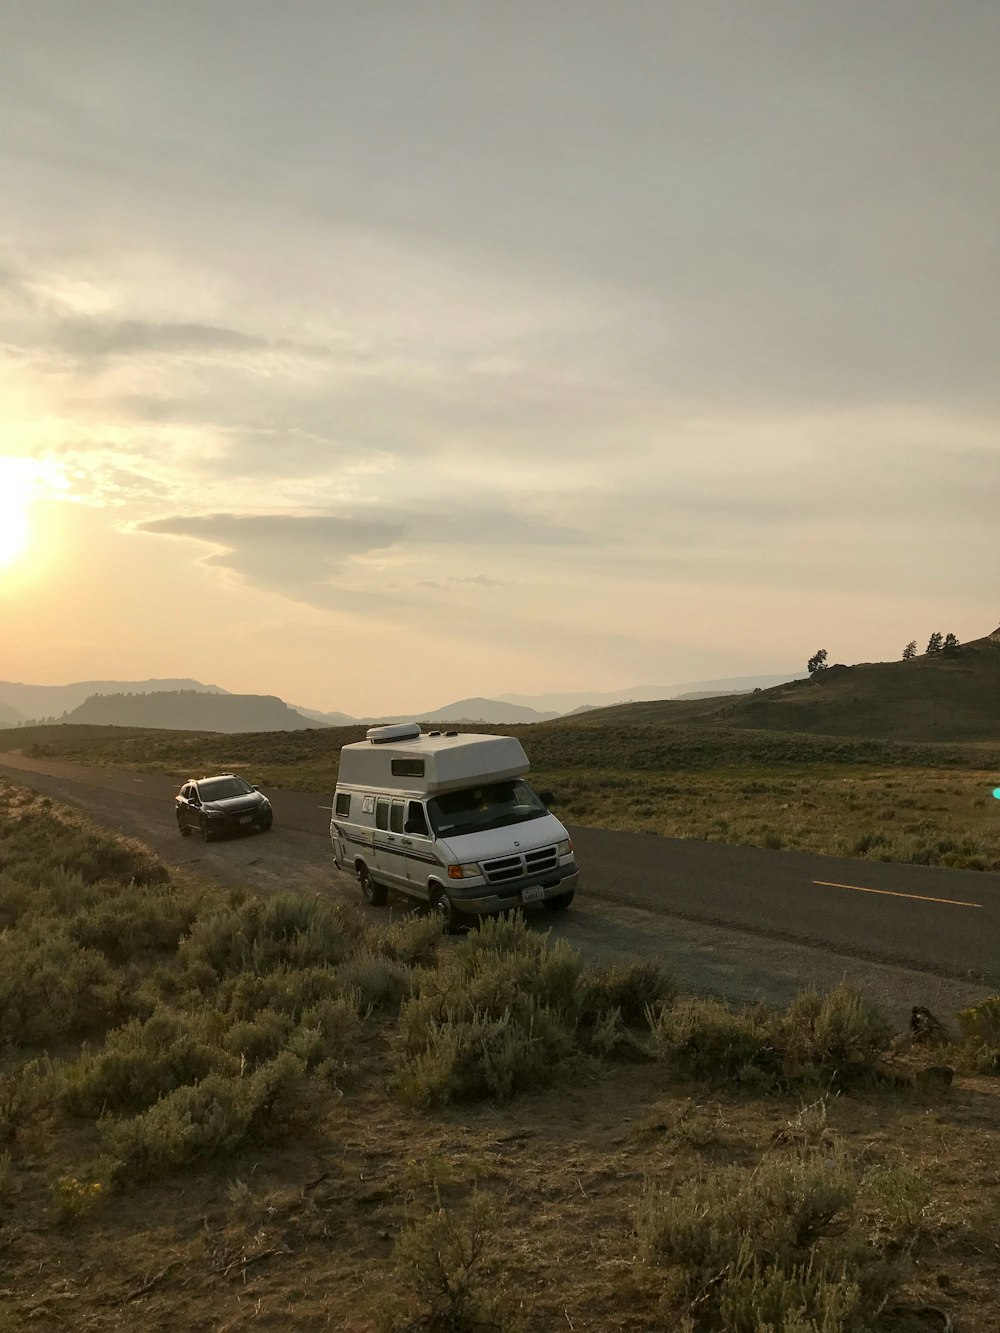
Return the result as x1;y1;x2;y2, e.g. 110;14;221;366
1;1;997;715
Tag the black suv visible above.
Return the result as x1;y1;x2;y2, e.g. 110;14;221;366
175;774;273;840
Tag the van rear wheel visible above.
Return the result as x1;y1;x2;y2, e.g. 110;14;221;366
358;864;387;907
543;890;574;911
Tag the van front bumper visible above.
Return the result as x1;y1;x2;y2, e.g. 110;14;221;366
447;865;579;916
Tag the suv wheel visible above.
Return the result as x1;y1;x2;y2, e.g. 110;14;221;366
177;810;191;837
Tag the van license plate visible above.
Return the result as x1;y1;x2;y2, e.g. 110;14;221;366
521;886;545;904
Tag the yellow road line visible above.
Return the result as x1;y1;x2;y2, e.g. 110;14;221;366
811;879;982;909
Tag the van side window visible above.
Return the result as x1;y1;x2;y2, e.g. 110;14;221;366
406;801;429;837
375;798;390;831
390;800;404;833
391;758;425;777
334;792;351;817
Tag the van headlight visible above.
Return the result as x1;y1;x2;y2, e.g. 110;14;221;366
556;838;573;856
447;863;481;880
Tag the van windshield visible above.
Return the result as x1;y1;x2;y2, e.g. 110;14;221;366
427;780;548;838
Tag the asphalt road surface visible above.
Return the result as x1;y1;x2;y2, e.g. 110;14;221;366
2;750;997;1026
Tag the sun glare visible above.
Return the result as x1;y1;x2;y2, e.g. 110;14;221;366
0;457;63;572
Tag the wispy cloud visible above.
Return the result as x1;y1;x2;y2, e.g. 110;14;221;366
47;318;334;362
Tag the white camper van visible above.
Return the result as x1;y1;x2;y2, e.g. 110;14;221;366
330;723;578;927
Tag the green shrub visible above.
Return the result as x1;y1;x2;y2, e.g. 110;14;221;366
383;1192;513;1332
0;924;127;1046
650;987;892;1091
650;997;778;1083
777;986;893;1085
214;964;349;1020
393;914;664;1106
581;959;677;1026
180;893;349;979
103;1052;319;1185
637;1148;904;1332
955;995;1000;1073
0;788;168;889
377;913;445;967
866;1165;932;1231
394;1002;578;1108
219;1009;292;1066
0;1060;49;1143
61;1010;228;1117
67;884;200;961
337;951;412;1011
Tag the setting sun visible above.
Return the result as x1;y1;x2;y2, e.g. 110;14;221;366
0;457;66;572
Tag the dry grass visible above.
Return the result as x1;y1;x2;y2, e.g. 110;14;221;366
542;766;1000;871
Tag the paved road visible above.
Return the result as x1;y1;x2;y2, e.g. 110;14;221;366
568;826;1000;986
2;751;997;1022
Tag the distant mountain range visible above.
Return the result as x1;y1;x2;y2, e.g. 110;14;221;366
3;638;997;741
0;678;227;724
0;671;804;733
53;690;322;733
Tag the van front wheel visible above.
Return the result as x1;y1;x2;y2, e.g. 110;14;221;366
431;887;465;933
358;864;387;906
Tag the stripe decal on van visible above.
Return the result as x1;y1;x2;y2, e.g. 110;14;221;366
335;829;443;868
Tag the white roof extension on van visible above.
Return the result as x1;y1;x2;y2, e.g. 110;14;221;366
337;722;530;795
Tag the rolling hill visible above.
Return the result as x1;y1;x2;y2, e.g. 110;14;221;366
60;690;324;733
0;677;227;725
558;632;1000;743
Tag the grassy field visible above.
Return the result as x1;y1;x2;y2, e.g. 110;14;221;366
7;721;1000;872
1;782;999;1331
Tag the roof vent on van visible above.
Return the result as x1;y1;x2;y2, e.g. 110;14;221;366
428;730;441;737
445;730;459;737
366;723;422;744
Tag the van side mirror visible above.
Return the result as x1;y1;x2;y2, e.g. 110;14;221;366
538;790;556;807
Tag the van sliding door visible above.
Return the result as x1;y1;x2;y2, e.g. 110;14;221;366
374;797;409;891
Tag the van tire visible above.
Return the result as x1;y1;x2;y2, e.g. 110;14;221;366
543;890;574;911
358;864;387;906
431;887;465;933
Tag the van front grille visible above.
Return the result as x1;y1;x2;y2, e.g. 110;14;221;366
482;845;559;884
